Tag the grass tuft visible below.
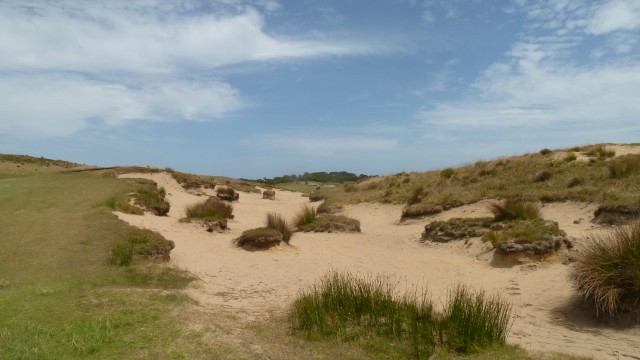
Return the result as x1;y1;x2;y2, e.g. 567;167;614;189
289;272;511;357
184;197;233;221
107;241;134;266
134;187;170;216
487;199;541;222
440;168;456;179
570;221;640;317
293;204;318;228
608;155;640;179
406;185;426;205
265;212;293;244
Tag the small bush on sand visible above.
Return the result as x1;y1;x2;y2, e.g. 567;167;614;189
487;199;541;222
294;205;317;228
564;153;577;162
298;215;361;233
289;272;511;357
185;197;233;221
107;241;134;266
482;220;564;247
571;221;640;317
266;212;293;244
216;186;239;201
539;148;552;156
233;228;283;249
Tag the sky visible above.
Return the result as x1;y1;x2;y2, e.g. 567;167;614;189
1;0;639;178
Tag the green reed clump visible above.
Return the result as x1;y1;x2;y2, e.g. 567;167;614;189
289;272;511;357
293;204;318;228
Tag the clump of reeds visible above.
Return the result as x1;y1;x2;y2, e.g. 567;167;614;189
487;199;541;222
107;241;134;266
289;271;511;356
293;204;317;228
571;221;640;317
265;212;293;244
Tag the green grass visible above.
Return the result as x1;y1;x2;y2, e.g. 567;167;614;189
608;154;640;179
134;186;170;216
482;220;564;247
487;199;541;222
265;212;293;244
571;221;640;317
293;204;318;228
297;214;361;233
184;197;234;221
289;272;511;358
107;241;134;266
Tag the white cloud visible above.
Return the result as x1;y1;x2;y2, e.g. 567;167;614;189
418;0;640;136
588;0;640;34
0;1;389;138
0;74;242;138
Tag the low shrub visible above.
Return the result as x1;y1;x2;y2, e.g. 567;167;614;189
533;170;552;182
265;212;293;244
539;148;552;156
343;182;358;192
293;205;317;228
406;185;426;205
185;197;233;221
440;168;456;179
123;232;175;260
297;215;361;233
216;186;239;201
571;221;640;317
564;153;577;162
487;199;541;222
482;220;564;247
478;168;497;177
402;204;443;220
567;177;583;188
233;228;282;249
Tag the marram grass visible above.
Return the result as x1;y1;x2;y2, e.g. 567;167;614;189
289;272;511;358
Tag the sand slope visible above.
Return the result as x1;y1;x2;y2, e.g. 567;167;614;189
116;172;640;360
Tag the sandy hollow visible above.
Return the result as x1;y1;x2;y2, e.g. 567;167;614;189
116;172;640;360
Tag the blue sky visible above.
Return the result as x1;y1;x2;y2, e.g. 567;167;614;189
1;0;639;178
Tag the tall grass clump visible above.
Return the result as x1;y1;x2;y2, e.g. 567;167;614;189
586;145;615;159
135;187;170;216
289;272;512;357
406;185;425;205
608;155;640;179
265;212;293;244
439;286;512;352
488;199;541;222
293;204;317;228
185;197;233;221
571;221;640;317
107;241;134;266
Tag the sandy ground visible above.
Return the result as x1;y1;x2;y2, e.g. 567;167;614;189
116;172;640;360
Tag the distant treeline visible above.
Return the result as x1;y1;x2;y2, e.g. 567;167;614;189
249;171;372;184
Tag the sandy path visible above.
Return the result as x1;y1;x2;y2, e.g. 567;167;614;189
116;173;640;360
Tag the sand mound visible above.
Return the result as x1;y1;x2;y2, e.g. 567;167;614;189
116;172;640;360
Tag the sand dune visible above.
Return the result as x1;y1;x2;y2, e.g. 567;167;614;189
116;172;640;360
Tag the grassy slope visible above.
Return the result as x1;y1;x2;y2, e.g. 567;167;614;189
314;144;640;212
0;155;589;359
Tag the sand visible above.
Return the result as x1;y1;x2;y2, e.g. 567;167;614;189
116;172;640;360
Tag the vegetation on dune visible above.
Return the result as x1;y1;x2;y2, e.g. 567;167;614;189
289;272;511;358
488;199;541;222
266;212;293;244
233;227;283;249
293;204;318;228
184;196;234;221
297;214;361;233
134;186;170;215
571;221;640;317
310;144;640;218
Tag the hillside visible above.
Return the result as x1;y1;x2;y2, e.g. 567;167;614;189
2;146;640;359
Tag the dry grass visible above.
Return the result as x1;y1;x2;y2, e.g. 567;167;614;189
293;204;318;228
185;197;234;221
487;199;541;222
571;221;640;317
266;212;293;244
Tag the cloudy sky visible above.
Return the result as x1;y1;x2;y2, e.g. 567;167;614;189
1;0;639;178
